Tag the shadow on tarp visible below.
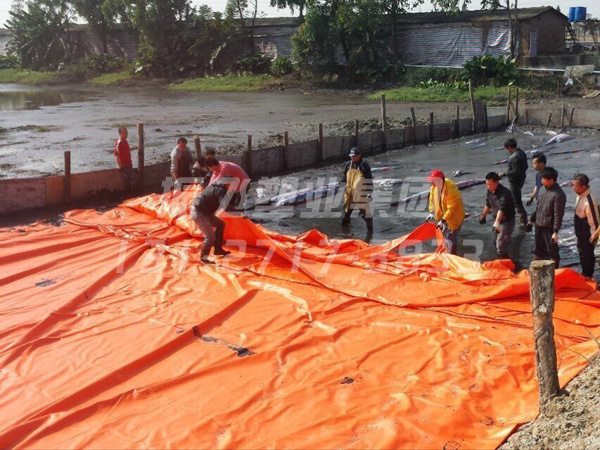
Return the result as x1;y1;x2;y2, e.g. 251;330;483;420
1;187;600;449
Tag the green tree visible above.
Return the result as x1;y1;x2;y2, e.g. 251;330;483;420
270;0;307;19
7;0;74;70
70;0;116;53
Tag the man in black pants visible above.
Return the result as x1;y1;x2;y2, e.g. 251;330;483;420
480;172;516;260
572;174;600;278
191;182;232;264
526;167;566;268
500;138;528;227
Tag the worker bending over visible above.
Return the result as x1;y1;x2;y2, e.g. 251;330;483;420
426;170;465;255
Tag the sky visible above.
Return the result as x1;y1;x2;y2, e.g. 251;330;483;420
0;0;599;28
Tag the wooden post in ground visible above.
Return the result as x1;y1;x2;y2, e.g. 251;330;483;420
137;123;145;188
529;260;560;408
317;123;324;161
64;150;71;203
525;109;529;125
515;87;520;123
506;86;512;124
410;107;417;146
246;135;253;177
569;108;576;127
483;101;489;132
380;94;387;133
354;120;360;147
546;113;553;128
560;104;566;128
429;112;434;143
283;131;289;170
381;95;388;151
193;135;202;161
468;79;477;133
454;105;460;138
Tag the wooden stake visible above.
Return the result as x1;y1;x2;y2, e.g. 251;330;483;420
515;87;520;122
354;120;360;146
560;104;566;128
454;105;460;138
247;135;253;177
380;94;387;133
318;123;324;161
429;112;434;143
546;113;553;128
137;123;145;188
410;107;417;146
64;150;71;203
193;135;202;161
569;108;575;127
483;101;489;132
529;260;560;407
283;131;289;171
469;79;477;133
506;86;512;124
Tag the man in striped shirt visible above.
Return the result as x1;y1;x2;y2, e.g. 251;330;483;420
573;174;600;278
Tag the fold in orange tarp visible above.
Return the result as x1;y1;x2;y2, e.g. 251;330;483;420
1;188;600;449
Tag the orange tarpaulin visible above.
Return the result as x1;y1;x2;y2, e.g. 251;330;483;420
1;188;600;449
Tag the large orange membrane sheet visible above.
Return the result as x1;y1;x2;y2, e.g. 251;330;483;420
1;188;600;449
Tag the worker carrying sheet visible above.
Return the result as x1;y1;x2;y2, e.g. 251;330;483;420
426;169;465;254
341;147;373;233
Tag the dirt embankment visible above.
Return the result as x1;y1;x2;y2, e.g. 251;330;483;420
501;355;600;449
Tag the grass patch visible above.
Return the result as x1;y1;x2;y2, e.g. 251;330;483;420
0;69;61;85
170;74;274;92
89;71;135;86
369;86;510;104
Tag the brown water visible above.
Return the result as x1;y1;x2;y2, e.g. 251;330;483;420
0;84;464;178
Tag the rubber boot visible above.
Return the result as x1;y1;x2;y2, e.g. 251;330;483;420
341;210;352;227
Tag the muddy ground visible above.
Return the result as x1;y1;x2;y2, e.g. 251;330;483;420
3;81;600;178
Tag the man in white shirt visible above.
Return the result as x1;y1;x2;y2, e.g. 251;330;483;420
573;174;600;278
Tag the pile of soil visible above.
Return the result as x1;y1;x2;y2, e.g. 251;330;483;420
501;355;600;449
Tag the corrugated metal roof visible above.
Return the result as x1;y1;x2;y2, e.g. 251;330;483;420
394;6;567;25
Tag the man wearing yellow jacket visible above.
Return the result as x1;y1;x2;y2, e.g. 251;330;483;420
425;170;465;255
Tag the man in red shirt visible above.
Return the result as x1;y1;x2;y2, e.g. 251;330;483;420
114;127;139;193
206;158;250;210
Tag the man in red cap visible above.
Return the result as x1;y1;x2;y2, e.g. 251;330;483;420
425;170;465;254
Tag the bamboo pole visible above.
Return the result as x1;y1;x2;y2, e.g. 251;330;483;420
506;86;512;124
454;105;460;138
529;260;560;408
354;120;360;147
483;101;489;133
546;113;553;128
569;108;576;127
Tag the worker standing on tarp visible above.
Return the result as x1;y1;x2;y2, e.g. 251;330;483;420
480;172;516;260
191;182;232;264
500;138;528;227
426;170;465;255
573;174;600;278
341;147;373;233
